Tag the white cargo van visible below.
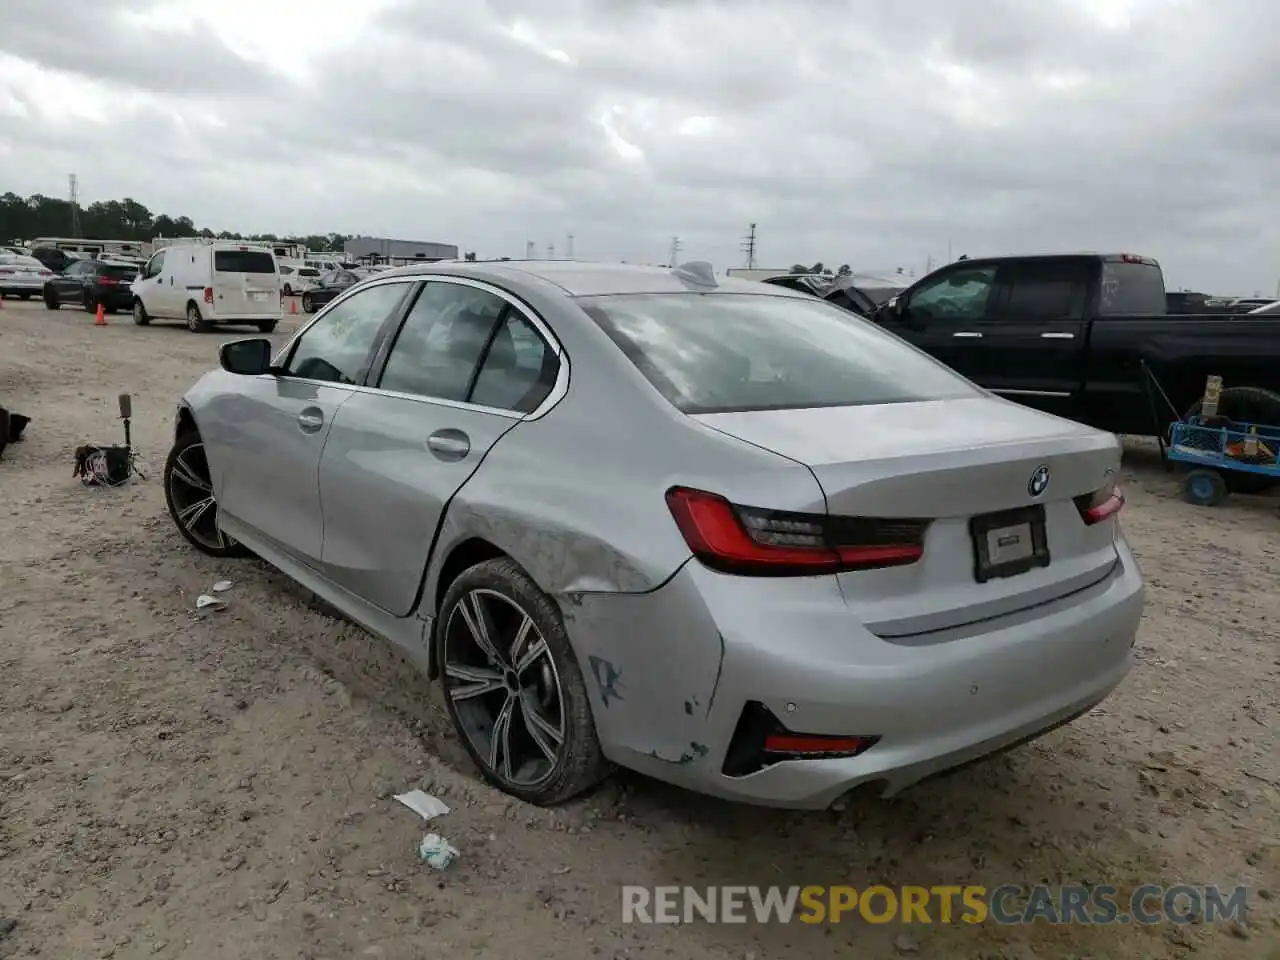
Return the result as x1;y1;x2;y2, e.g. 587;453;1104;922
131;240;282;333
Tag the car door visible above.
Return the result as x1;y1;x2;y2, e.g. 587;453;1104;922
880;263;1000;381
55;260;89;301
206;280;416;563
979;259;1089;416
316;279;561;615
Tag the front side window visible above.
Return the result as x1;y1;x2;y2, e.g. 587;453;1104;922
905;266;997;320
285;282;412;384
145;251;165;277
581;293;979;414
378;282;509;402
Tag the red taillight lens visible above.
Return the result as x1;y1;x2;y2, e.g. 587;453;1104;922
98;276;119;285
762;733;877;757
203;286;214;304
665;486;927;577
1074;483;1125;525
0;268;13;275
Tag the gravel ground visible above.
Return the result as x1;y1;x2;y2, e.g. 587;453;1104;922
1;296;1276;960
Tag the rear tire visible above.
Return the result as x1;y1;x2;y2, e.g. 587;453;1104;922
1182;386;1280;494
82;291;96;313
133;300;150;326
257;319;278;333
435;557;610;806
43;289;59;310
1183;469;1228;507
186;302;210;333
17;293;30;300
282;284;293;297
301;293;314;313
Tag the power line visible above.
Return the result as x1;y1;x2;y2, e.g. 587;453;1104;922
740;222;757;269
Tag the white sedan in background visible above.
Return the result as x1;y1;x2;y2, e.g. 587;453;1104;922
279;264;322;296
0;254;55;299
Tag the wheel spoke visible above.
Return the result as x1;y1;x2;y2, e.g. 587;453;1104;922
445;663;505;701
509;615;536;669
489;694;516;780
518;691;563;760
514;635;548;676
178;496;215;531
172;454;210;492
459;592;505;667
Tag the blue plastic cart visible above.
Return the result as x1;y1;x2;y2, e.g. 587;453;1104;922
1167;418;1280;506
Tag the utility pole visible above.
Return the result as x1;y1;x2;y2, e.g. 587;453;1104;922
566;234;574;258
525;240;535;259
548;242;555;259
669;236;682;267
69;174;82;237
740;222;757;269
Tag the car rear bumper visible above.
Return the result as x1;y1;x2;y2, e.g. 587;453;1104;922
1;279;45;294
565;536;1145;809
94;286;136;309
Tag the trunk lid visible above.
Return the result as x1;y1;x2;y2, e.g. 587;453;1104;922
694;396;1123;639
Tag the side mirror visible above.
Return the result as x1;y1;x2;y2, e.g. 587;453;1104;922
220;338;275;376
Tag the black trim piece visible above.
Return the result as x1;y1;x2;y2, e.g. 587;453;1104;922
462;305;511;403
364;281;426;387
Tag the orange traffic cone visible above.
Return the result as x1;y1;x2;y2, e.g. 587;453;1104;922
94;303;107;326
290;299;298;315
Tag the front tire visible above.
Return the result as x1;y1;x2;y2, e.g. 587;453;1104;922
436;558;609;805
186;302;210;333
1183;469;1229;507
133;300;150;326
282;283;293;297
301;293;314;313
163;431;250;557
257;319;278;333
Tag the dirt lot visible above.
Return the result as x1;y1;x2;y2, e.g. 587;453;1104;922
1;296;1276;960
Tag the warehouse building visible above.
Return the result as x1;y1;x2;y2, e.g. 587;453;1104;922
344;236;459;265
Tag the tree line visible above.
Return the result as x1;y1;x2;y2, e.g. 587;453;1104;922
0;191;350;254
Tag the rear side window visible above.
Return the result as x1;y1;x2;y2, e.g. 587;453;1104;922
1098;260;1165;315
214;250;276;274
998;261;1084;320
581;293;980;414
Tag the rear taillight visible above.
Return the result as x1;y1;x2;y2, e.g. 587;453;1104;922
203;287;214;304
665;486;927;577
1074;482;1125;525
0;268;13;275
39;270;52;276
98;277;119;285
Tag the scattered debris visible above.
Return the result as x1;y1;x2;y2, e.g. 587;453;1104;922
419;833;459;870
212;580;233;593
195;594;226;611
394;790;450;823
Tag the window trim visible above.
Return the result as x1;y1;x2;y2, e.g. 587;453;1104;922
271;274;569;421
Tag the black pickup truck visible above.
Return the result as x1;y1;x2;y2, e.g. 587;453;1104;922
871;253;1280;437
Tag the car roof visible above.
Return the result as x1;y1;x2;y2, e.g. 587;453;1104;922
377;259;806;298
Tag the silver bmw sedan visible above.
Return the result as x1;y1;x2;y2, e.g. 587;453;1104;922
164;259;1145;809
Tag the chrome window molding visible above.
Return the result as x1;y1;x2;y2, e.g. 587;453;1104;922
270;273;570;422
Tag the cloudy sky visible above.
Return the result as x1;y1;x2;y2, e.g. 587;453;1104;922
1;0;1276;293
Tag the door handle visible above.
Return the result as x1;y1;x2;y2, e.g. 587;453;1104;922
952;331;983;338
297;408;324;433
426;429;471;461
1040;332;1075;340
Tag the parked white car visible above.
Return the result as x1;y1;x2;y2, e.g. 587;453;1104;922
0;253;55;299
279;264;322;296
131;241;282;333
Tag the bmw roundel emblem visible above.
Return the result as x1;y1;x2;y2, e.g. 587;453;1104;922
1028;465;1050;498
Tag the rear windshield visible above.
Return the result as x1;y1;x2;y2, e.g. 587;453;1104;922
214;250;276;274
580;293;980;414
1098;260;1165;315
101;263;137;279
299;268;320;277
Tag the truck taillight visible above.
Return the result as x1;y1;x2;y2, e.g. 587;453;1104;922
1074;481;1125;525
203;287;214;304
665;487;928;577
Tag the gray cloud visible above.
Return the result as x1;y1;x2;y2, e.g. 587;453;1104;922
0;0;1276;293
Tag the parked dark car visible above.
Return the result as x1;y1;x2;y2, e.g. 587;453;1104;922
42;258;138;313
870;253;1280;441
300;269;363;313
29;246;79;273
762;274;905;317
